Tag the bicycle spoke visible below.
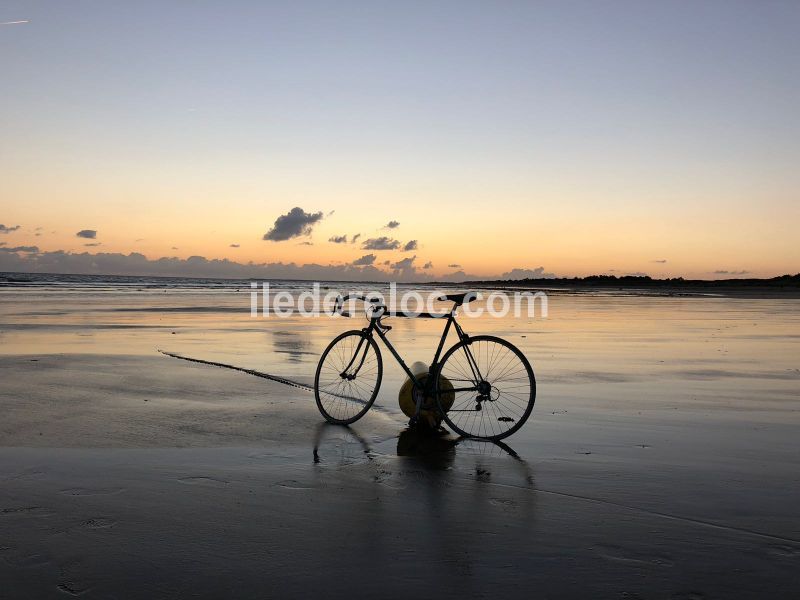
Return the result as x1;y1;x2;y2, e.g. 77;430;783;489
436;336;534;440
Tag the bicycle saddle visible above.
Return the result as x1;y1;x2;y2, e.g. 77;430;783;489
438;292;479;305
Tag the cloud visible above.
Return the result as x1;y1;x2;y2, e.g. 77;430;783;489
230;244;240;248
448;263;461;269
0;20;29;26
35;233;41;237
0;245;39;253
713;269;750;275
76;229;97;239
500;267;556;279
328;235;348;244
352;253;376;266
263;207;323;241
351;233;361;244
0;224;21;234
391;255;416;271
423;261;433;269
0;241;5;246
0;248;392;282
652;259;667;264
84;243;102;247
362;236;400;250
384;220;400;229
403;240;418;251
171;246;179;250
0;244;554;284
298;241;314;246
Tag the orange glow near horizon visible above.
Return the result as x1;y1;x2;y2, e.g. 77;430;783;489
1;3;797;280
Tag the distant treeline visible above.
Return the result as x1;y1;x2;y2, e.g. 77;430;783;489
459;273;800;290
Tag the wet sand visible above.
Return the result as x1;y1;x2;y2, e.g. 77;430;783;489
2;351;799;598
1;284;799;598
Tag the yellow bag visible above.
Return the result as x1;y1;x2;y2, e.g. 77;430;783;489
398;362;455;428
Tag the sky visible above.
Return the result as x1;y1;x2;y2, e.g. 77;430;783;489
1;1;798;281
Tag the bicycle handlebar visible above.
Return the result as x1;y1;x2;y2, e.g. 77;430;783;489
331;293;384;316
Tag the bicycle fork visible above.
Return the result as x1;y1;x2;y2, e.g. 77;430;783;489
340;336;370;380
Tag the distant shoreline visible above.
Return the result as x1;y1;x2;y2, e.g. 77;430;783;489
2;270;799;298
446;273;800;299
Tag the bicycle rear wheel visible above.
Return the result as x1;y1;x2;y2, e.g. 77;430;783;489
314;330;383;425
435;335;535;440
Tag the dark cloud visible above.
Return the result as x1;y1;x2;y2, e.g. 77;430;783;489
403;240;418;251
500;267;556;279
362;236;400;250
0;245;39;253
448;263;461;269
0;244;551;284
84;243;102;247
0;248;390;282
171;246;179;250
263;207;323;242
230;244;240;248
352;253;376;266
328;235;348;244
0;224;21;234
298;241;314;246
35;233;41;237
714;269;750;275
384;220;400;229
0;241;5;246
652;259;667;264
423;261;433;269
351;233;361;244
76;229;97;239
391;255;416;271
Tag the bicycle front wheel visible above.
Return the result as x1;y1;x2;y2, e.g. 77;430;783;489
435;335;535;440
314;330;383;425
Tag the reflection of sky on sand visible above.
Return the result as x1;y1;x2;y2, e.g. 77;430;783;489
2;284;799;444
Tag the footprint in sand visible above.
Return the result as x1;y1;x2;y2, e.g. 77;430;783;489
57;582;92;596
595;543;674;568
59;487;125;497
177;476;229;487
81;517;117;529
489;497;519;511
274;479;317;490
1;506;54;518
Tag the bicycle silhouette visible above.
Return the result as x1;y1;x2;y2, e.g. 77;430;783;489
314;292;536;440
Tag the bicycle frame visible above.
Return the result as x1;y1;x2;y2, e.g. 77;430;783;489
340;308;485;403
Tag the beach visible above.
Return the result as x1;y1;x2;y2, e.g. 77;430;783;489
1;277;799;598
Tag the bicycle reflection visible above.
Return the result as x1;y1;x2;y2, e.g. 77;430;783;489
311;422;534;488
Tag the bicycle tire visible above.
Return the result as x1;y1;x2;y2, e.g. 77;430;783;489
314;330;383;425
435;335;535;440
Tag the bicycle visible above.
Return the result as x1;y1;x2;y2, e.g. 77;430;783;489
313;292;536;440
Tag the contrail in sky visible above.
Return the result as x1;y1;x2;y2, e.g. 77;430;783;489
1;20;30;26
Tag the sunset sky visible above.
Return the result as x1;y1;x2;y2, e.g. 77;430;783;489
1;1;798;280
